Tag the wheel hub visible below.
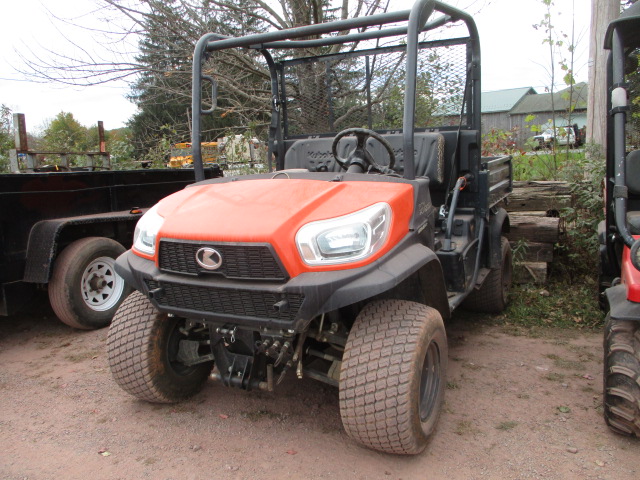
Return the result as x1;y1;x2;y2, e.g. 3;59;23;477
88;274;107;292
419;341;441;423
80;256;125;311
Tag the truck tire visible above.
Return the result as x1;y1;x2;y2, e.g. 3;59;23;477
603;315;640;437
107;291;212;403
49;237;131;329
339;300;447;454
463;236;512;313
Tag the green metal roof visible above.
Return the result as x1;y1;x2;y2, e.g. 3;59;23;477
481;87;537;113
509;82;588;115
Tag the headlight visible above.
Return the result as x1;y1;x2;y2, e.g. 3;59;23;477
133;205;164;256
296;203;391;265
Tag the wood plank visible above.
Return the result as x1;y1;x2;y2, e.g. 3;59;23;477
513;262;548;284
506;215;562;244
506;181;572;213
510;241;554;263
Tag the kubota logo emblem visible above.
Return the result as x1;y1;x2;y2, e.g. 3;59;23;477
195;247;222;270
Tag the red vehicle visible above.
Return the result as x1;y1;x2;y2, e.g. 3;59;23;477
598;4;640;437
107;0;512;454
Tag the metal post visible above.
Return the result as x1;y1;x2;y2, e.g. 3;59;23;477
98;121;106;153
13;113;28;152
366;56;372;130
25;154;36;172
9;149;19;173
403;0;436;180
98;121;110;169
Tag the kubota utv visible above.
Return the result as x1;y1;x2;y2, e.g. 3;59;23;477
599;3;640;437
106;0;512;454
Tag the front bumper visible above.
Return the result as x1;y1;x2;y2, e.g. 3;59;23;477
115;236;437;332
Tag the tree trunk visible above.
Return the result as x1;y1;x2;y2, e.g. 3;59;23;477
586;0;619;149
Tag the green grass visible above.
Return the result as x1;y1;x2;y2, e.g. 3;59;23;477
512;151;586;181
495;421;518;431
502;280;604;330
454;420;478;436
454;279;604;334
544;354;585;371
544;372;565;382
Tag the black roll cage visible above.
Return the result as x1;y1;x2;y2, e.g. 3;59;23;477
190;0;481;182
604;4;640;250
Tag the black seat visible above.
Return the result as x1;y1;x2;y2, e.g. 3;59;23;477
627;150;640;195
627;150;640;234
283;132;445;186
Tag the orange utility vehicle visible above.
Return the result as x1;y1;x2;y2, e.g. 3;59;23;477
107;0;512;454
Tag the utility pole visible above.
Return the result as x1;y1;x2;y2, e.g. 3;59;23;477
586;0;618;150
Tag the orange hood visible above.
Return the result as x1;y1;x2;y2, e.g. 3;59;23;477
153;178;413;277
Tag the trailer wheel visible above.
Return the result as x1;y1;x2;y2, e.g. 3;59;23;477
603;315;640;437
339;300;447;454
107;291;212;403
49;237;131;329
463;236;512;313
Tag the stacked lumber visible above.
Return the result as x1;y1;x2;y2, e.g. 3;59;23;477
504;181;568;284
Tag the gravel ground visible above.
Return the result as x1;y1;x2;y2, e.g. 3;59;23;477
0;308;638;480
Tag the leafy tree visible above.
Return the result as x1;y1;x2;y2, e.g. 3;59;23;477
0;105;14;172
41;112;91;153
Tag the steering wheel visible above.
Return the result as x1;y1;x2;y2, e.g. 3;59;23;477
331;128;396;172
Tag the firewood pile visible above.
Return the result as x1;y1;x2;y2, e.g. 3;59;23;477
504;181;569;283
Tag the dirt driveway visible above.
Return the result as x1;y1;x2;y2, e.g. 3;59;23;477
0;309;637;480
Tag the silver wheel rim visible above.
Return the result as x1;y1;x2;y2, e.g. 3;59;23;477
80;256;125;311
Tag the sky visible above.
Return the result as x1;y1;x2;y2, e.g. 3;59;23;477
0;0;592;134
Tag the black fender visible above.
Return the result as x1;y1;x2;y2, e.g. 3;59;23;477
301;242;450;322
23;210;144;283
115;233;451;331
488;207;510;269
606;285;640;322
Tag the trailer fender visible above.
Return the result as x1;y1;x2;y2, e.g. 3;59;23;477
488;207;510;269
23;210;144;284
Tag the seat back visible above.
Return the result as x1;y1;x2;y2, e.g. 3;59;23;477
283;132;445;186
627;150;640;195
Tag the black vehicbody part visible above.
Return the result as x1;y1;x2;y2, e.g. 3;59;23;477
606;285;640;322
191;1;482;182
115;232;449;332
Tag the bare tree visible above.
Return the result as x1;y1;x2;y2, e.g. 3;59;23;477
16;0;387;147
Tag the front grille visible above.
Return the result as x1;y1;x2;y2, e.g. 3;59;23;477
159;240;287;281
146;280;303;322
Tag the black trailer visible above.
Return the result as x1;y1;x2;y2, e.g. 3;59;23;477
0;167;220;328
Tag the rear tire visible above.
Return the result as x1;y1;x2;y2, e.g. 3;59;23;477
49;237;131;329
463;236;512;313
107;291;213;403
603;315;640;436
339;300;447;454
